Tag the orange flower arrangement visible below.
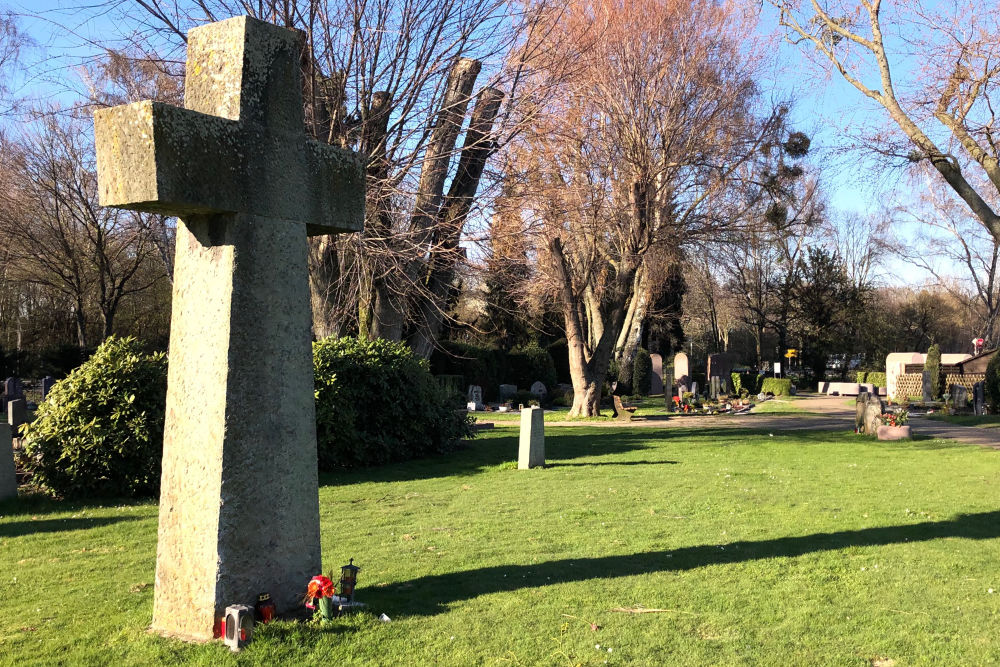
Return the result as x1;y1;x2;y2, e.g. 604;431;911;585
305;575;336;609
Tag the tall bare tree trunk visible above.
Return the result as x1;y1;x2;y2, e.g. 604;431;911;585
410;87;504;358
367;58;482;341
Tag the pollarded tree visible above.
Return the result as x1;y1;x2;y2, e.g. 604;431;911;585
506;0;779;415
108;0;521;351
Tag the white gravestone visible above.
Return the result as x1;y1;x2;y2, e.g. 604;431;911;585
518;406;545;469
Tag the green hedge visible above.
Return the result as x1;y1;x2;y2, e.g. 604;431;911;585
925;344;941;399
632;348;652;396
855;371;887;387
21;337;168;499
761;377;793;396
733;372;763;395
985;353;1000;414
508;343;558;391
315;337;473;470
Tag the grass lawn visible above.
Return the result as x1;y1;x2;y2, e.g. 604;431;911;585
3;426;1000;665
747;396;814;415
926;413;1000;429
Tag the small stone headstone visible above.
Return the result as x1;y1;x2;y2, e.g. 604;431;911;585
921;371;933;402
4;377;23;401
710;376;721;399
0;423;15;500
650;354;664;394
7;399;27;433
690;381;699;398
673;352;690;389
952;384;968;409
41;376;55;400
467;385;484;410
499;384;517;401
864;402;883;435
529;381;547;400
855;393;869;432
518;406;545;469
974;381;986;415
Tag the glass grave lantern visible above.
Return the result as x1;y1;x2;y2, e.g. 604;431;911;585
223;604;254;652
339;558;361;602
254;592;276;623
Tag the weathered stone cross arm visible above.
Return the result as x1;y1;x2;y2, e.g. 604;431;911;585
93;15;364;236
94;101;363;235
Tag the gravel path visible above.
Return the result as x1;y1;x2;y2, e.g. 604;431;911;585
536;394;1000;450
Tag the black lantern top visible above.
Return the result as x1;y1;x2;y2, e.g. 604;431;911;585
341;558;360;578
339;558;360;601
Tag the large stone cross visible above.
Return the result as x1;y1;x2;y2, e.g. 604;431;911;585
94;16;363;641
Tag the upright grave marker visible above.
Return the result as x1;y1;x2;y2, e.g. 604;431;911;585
650;354;663;395
673;352;690;394
0;423;15;501
94;16;364;641
518;406;545;469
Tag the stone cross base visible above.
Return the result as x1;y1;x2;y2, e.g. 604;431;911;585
518;407;545;469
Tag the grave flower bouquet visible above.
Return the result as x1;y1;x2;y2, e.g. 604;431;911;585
305;574;338;622
880;409;909;427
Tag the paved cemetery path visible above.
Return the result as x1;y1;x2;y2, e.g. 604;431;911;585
539;394;1000;450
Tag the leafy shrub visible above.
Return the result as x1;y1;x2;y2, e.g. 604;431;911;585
513;390;536;407
21;337;167;499
925;344;941;399
632;348;652;396
508;343;558;390
552;388;574;407
761;377;792;396
314;337;473;470
855;371;887;388
985;353;1000;414
734;372;762;395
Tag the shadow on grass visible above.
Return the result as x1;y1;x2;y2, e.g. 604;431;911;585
322;430;660;487
370;510;1000;618
547;460;679;468
0;515;144;538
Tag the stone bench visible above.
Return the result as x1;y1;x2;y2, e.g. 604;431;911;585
612;395;636;422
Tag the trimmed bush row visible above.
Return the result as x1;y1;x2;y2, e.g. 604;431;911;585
855;371;887;387
22;336;473;499
761;377;793;396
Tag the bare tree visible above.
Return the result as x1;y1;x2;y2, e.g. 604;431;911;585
774;0;1000;243
894;166;1000;342
506;0;776;415
0;114;167;347
100;0;524;352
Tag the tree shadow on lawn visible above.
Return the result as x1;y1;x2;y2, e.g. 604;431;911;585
368;510;1000;618
322;430;662;487
0;515;144;538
